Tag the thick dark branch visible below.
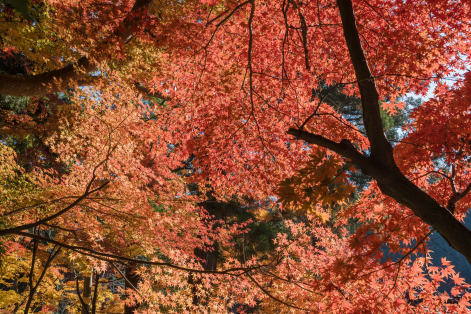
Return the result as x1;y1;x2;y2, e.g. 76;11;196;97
124;264;141;314
34;246;61;291
298;11;310;71
24;236;39;314
288;128;471;265
287;128;369;168
24;245;62;314
0;0;155;97
111;263;140;294
76;278;90;314
0;57;97;96
134;84;171;101
91;271;99;314
14;231;280;276
447;180;471;213
450;164;457;194
336;0;394;166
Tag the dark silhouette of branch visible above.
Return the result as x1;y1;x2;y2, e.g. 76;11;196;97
24;243;61;314
14;231;282;276
0;181;109;237
76;277;90;314
246;272;315;312
91;271;100;314
0;0;155;97
288;0;471;265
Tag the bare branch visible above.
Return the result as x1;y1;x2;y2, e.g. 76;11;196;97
3;196;81;218
14;231;282;276
0;180;109;237
206;0;250;26
300;83;340;129
246;272;315;312
24;235;39;314
110;263;141;295
336;0;395;166
76;277;90;314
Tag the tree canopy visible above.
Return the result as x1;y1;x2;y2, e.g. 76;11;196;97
1;0;471;312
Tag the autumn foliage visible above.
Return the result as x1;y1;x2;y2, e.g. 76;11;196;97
0;0;471;312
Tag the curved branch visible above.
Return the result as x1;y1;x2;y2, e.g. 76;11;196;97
336;0;395;166
246;272;315;312
0;57;97;96
0;0;155;97
288;127;471;265
76;277;90;314
447;180;471;213
286;128;370;169
0;181;109;237
14;231;281;276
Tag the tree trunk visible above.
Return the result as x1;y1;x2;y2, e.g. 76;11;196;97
124;264;140;314
81;275;93;314
188;242;219;307
288;0;471;265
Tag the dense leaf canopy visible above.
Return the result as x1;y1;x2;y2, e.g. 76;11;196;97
1;0;471;312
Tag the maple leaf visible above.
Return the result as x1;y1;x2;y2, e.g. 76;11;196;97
1;0;471;312
451;273;466;286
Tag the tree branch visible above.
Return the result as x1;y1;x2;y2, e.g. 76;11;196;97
246;272;315;312
286;128;370;169
447;180;471;213
0;57;97;96
3;196;82;217
14;231;281;276
288;126;471;265
0;0;155;97
91;271;99;314
24;235;39;314
76;277;90;314
134;83;171;101
0;181;109;237
111;263;141;295
336;0;395;166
